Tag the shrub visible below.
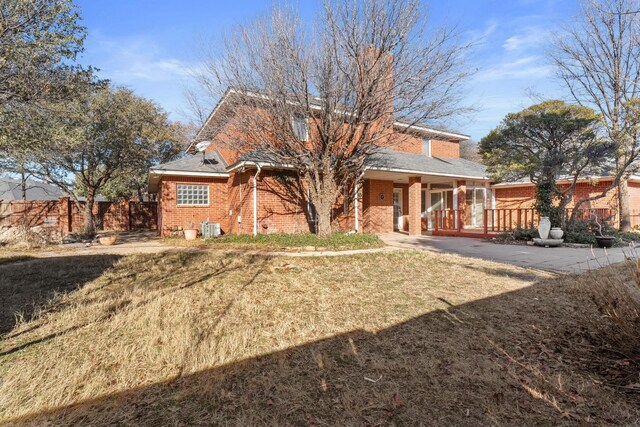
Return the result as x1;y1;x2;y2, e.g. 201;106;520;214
564;219;597;245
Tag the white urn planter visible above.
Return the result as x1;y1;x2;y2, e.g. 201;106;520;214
550;227;564;239
538;216;551;240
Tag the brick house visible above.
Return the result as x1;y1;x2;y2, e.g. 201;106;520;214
148;89;640;237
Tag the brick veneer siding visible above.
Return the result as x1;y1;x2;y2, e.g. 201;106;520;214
431;140;460;158
363;179;394;233
158;176;228;237
493;180;619;211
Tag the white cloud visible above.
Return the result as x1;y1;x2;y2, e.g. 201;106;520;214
87;35;198;83
502;27;546;52
475;56;553;81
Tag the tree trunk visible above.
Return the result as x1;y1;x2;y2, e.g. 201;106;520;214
20;166;26;201
618;178;631;232
84;195;95;236
314;197;333;236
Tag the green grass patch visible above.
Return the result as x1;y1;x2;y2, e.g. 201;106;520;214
165;232;385;251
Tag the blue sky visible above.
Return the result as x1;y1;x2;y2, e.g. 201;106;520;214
75;0;580;141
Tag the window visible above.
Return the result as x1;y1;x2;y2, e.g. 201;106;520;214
422;138;431;157
292;114;308;141
176;184;209;206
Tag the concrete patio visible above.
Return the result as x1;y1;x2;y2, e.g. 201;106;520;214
380;232;639;273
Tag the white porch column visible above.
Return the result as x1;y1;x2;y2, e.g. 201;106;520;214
452;179;458;225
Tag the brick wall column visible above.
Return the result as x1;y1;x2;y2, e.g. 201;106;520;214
408;176;422;236
456;180;466;230
59;197;70;235
122;198;131;231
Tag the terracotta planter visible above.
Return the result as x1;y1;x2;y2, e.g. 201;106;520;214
184;229;198;240
99;235;118;246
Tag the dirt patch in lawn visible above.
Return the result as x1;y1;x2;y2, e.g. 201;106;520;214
0;251;638;425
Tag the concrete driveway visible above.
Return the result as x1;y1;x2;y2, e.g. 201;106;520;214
380;232;639;273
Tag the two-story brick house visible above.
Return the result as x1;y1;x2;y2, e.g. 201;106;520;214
149;84;640;237
148;88;492;237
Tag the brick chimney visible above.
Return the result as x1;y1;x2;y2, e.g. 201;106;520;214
359;46;394;133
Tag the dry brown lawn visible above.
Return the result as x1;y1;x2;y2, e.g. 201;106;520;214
0;250;638;425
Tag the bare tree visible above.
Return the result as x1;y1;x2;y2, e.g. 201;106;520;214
552;0;640;231
194;0;473;235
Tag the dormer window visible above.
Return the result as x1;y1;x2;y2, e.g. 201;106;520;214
292;114;308;141
422;138;432;157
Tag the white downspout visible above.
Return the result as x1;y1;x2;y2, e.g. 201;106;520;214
354;172;364;232
252;164;262;236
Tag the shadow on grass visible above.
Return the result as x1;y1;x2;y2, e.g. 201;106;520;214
9;272;640;426
0;255;122;335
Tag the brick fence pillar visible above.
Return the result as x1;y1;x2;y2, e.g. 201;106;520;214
408;176;422;236
58;197;70;235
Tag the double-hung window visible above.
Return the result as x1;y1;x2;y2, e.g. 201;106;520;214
176;184;209;206
292;114;308;141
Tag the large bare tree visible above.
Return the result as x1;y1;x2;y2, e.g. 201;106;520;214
552;0;640;231
193;0;472;235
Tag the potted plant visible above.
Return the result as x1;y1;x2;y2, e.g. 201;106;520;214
98;231;118;245
592;213;615;248
184;216;198;241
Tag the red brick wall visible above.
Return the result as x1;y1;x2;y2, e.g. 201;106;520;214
363;179;393;233
431;140;460;158
158;176;228;237
493;180;618;210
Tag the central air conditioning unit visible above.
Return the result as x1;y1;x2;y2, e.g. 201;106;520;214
200;221;221;238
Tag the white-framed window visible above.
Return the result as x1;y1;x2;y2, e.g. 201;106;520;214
292;114;308;141
422;138;432;157
176;184;209;206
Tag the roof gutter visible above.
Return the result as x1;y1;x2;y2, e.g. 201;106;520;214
365;166;488;181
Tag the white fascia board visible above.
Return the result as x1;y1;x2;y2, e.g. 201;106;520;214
391;122;469;141
149;169;229;178
227;160;296;172
365;166;488;181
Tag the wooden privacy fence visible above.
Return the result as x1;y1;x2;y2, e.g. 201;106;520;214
0;197;157;234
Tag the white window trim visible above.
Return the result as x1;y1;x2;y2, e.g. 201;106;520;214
176;184;210;206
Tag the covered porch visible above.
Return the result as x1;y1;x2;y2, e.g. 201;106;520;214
361;169;495;237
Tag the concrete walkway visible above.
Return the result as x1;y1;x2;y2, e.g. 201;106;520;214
380;232;639;273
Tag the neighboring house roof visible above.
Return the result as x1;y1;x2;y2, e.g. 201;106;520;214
365;148;487;179
0;177;107;202
0;178;65;201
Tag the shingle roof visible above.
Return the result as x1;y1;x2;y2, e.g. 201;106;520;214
365;148;487;178
151;151;228;174
232;147;487;178
0;178;66;201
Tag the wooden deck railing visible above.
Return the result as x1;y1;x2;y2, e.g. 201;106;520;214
430;207;617;236
431;209;462;232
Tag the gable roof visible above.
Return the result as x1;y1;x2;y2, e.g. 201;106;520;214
190;87;469;151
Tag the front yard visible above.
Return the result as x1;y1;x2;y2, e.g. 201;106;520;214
0;250;638;425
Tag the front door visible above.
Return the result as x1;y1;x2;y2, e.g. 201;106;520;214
393;189;403;230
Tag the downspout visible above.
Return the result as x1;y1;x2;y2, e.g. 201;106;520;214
354;171;365;232
252;164;262;236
